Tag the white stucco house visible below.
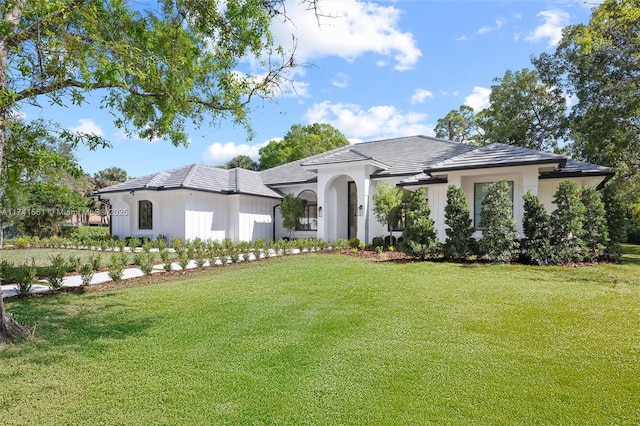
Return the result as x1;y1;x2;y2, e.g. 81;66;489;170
95;135;612;244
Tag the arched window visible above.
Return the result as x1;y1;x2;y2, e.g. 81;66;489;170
297;190;317;231
139;200;153;230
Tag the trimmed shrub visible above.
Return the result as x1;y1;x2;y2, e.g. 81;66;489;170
372;236;384;247
479;180;519;262
443;185;477;261
79;262;94;286
0;260;15;284
15;258;37;295
399;188;439;259
349;237;361;249
138;253;155;275
581;187;609;261
67;255;82;272
107;255;125;281
521;190;553;265
61;226;110;244
46;254;68;289
602;183;626;261
550;180;586;264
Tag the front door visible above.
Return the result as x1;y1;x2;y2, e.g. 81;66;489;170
348;181;357;239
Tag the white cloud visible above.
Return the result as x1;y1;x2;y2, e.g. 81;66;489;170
270;0;422;71
305;101;434;140
477;17;506;35
202;140;272;165
525;10;570;48
68;119;104;137
464;87;491;111
410;89;434;105
331;73;349;89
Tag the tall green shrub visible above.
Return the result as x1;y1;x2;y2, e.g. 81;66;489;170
602;183;626;261
521;190;552;265
581;187;609;262
550;180;586;264
443;185;477;260
399;188;438;259
479;180;519;262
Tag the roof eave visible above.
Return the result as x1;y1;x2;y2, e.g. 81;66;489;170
424;159;564;174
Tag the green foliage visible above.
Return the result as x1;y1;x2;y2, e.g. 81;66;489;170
15;182;89;238
0;259;15;284
107;255;125;282
443;185;477;261
160;249;174;272
15;257;36;295
259;123;349;169
372;236;384;247
479;180;519;262
348;238;361;249
94;167;128;189
177;250;190;270
127;237;141;249
88;253;103;271
67;255;82;273
280;194;304;239
521;190;553;265
225;155;259;170
171;238;184;250
400;188;439;259
602;183;626;261
478;69;568;151
13;237;29;249
79;262;94;286
434;105;482;144
137;253;155;275
60;226;111;245
372;182;403;241
45;254;68;289
581;187;609;262
549;181;586;264
534;0;640;203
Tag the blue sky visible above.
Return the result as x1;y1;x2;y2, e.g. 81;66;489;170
20;0;598;178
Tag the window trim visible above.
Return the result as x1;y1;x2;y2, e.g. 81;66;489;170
138;200;153;230
296;190;317;231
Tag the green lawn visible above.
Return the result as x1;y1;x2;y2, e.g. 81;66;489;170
1;248;639;425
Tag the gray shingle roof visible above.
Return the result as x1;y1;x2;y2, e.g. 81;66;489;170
425;143;566;172
95;164;282;199
540;159;613;178
261;135;476;185
95;137;613;198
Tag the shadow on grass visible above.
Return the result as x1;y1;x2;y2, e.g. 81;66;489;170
2;291;154;365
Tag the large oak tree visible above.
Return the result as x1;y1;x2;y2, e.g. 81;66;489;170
0;0;318;341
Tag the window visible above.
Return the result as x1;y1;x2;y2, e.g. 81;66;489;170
474;181;513;228
139;200;153;230
297;190;317;231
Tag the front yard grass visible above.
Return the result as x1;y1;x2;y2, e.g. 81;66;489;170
1;248;639;425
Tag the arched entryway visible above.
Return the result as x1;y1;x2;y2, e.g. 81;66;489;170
322;174;358;241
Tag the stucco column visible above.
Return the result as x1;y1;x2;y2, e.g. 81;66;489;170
317;173;328;241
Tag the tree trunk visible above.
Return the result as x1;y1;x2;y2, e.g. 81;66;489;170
0;0;29;342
